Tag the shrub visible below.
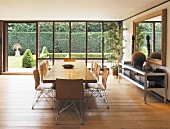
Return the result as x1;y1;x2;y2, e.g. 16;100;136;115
40;46;49;58
41;46;49;54
22;49;35;68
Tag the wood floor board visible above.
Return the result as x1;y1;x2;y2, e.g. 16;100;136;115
0;74;170;128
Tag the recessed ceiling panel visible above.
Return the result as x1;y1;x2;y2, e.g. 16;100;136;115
0;0;168;20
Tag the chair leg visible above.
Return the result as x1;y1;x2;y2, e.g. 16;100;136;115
32;91;38;109
32;89;54;109
32;91;44;109
56;100;60;125
84;88;94;102
101;90;110;109
56;100;83;125
42;90;54;109
86;89;95;109
86;89;98;108
72;100;83;125
87;89;110;109
52;89;56;102
80;100;84;125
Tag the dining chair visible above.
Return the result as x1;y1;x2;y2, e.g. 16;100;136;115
45;60;51;70
63;58;76;62
43;62;48;76
86;68;110;109
39;62;47;82
39;63;44;83
32;69;54;109
40;62;56;99
55;78;84;125
90;61;94;72
40;61;49;81
92;63;98;76
95;64;101;81
84;63;100;99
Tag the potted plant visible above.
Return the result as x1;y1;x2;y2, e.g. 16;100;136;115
112;64;118;76
105;22;127;76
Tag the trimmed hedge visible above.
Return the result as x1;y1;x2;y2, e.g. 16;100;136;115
8;32;36;56
8;32;103;56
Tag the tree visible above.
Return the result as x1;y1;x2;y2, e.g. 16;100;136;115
8;23;36;32
105;22;127;75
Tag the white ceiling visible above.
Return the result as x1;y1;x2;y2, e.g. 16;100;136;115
0;0;169;20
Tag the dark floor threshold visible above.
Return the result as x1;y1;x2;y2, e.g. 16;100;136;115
2;72;33;75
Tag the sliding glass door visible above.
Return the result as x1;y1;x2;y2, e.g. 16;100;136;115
7;23;36;72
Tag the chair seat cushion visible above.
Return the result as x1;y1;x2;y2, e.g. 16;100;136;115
86;82;105;90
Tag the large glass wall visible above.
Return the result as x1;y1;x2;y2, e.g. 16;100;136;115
6;21;120;72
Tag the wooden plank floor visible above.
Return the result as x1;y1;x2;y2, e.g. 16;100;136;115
0;75;170;129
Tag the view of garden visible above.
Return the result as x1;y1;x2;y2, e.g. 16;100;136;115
7;21;161;71
8;22;111;70
136;22;161;55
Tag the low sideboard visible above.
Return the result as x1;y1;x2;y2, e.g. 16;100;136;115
118;62;167;104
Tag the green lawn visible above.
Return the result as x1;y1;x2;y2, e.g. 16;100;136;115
8;55;36;68
8;56;23;68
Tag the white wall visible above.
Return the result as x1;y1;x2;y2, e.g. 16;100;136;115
123;2;170;100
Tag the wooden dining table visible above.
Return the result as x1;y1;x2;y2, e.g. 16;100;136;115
43;62;97;83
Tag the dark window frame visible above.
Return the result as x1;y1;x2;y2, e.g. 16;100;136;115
3;20;121;72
